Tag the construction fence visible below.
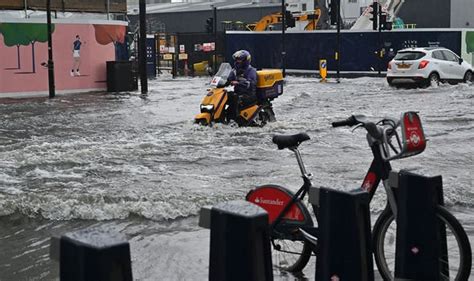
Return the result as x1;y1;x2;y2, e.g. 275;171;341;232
147;32;226;77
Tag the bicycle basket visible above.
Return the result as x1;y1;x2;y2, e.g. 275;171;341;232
380;111;427;161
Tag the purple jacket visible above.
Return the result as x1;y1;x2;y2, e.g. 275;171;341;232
228;65;257;96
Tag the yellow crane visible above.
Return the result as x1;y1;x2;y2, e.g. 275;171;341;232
246;9;321;31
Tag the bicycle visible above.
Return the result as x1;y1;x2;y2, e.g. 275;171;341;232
245;111;472;280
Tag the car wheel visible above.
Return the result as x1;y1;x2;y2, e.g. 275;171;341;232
428;72;440;87
387;78;397;88
463;71;473;84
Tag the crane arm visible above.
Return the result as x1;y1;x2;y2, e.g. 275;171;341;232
297;9;321;30
247;9;322;31
247;13;282;31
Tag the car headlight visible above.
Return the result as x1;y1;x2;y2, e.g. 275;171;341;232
200;104;214;113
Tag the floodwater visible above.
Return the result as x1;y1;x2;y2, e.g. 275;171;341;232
0;75;472;280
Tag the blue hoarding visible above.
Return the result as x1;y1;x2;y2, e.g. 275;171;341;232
226;30;462;72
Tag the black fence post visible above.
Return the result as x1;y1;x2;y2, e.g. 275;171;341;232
53;227;133;281
309;187;373;281
199;200;273;281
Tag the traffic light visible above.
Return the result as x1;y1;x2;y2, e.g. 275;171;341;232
285;10;296;28
206;17;214;33
379;13;392;30
329;0;339;25
379;13;386;30
369;2;379;30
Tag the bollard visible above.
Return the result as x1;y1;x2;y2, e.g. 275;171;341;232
309;187;373;281
392;170;442;280
199;200;273;281
319;59;327;82
58;227;133;281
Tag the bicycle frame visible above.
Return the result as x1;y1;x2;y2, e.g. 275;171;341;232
271;133;397;231
256;126;407;244
361;134;401;218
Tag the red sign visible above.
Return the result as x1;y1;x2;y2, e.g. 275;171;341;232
402;112;426;155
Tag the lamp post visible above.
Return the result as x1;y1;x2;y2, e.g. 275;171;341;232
378;3;382;75
139;0;148;94
281;0;286;77
213;6;217;75
335;0;341;83
46;0;55;98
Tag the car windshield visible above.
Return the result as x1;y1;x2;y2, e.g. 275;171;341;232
394;51;426;61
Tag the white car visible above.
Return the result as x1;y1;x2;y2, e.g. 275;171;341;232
386;47;473;87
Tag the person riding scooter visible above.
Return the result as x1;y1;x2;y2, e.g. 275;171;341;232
194;53;283;127
226;50;257;122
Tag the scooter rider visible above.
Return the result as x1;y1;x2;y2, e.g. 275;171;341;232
227;50;257;121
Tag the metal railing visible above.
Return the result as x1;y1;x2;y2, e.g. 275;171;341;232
393;23;417;29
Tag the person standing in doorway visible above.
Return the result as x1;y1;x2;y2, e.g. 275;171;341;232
71;35;83;76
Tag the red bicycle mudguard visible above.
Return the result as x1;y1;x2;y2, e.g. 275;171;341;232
246;185;309;224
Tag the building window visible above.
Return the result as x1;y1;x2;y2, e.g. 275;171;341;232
348;0;357;3
302;3;307;11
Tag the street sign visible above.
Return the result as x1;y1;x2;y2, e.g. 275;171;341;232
203;43;211;52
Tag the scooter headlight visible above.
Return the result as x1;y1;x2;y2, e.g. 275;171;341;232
200;104;214;113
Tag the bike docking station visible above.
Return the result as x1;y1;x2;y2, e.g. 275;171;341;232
49;227;133;281
199;200;273;281
308;186;374;281
194;112;471;281
389;169;445;281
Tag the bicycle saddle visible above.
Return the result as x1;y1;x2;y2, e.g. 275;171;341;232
272;133;310;150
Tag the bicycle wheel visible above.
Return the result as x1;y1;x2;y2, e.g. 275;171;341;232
373;205;472;280
246;185;315;272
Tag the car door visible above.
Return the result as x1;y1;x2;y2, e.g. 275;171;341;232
441;50;464;80
431;50;451;79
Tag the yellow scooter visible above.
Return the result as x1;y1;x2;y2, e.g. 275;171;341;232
194;63;283;127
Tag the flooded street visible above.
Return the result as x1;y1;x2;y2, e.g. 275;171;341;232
0;75;473;280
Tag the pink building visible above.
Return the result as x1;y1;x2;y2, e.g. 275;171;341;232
0;17;127;98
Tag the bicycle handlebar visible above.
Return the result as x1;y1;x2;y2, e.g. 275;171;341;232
332;115;391;140
331;116;357;127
